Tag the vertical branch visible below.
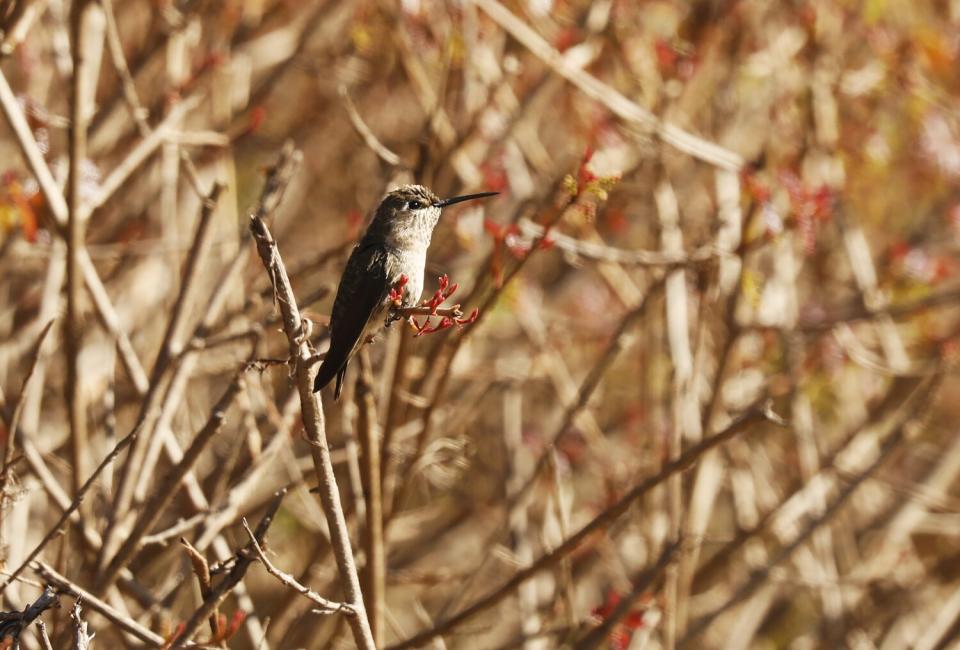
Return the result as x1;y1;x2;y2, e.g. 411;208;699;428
379;330;411;518
249;144;375;650
70;601;94;650
654;177;697;650
675;168;745;633
65;0;86;499
502;386;542;646
161;19;190;245
340;366;367;525
0;320;54;509
357;349;385;647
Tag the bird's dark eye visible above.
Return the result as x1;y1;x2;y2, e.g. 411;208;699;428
407;200;424;210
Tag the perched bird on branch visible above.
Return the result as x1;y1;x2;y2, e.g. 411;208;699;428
313;184;497;399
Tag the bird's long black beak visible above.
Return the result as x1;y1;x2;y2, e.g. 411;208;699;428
433;191;499;208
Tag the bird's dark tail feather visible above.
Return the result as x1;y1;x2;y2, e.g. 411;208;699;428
312;360;349;401
313;360;338;393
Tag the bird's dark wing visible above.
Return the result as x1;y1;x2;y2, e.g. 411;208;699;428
313;244;391;398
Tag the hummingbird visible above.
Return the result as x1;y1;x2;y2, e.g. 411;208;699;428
313;184;498;399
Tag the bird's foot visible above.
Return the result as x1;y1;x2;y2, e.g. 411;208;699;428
385;303;412;327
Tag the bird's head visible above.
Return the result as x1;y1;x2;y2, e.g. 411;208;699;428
371;184;498;247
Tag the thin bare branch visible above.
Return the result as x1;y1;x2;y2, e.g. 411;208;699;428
33;561;166;646
175;489;286;645
0;586;58;642
70;600;94;650
241;518;357;617
0;320;54;507
340;84;401;167
473;0;744;170
357;350;385;645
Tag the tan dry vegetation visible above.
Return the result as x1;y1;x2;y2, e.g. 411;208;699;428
1;0;960;648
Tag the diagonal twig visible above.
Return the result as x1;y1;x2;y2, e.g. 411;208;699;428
175;489;286;645
0;320;54;508
473;0;744;171
32;561;165;646
241;518;356;617
0;586;58;642
96;360;250;593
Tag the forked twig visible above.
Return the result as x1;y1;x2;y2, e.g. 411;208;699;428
174;489;287;646
241;518;357;617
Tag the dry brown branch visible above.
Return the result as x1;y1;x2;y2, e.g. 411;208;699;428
518;218;723;267
36;619;54;650
66;0;97;498
241;518;356;616
574;542;679;650
249;143;375;650
389;403;783;649
0;320;54;508
672;168;749;638
357;350;385;645
655;176;696;650
473;0;743;171
180;536;221;640
0;586;58;642
34;561;166;645
70;600;94;650
140;514;208;548
175;489;286;646
96;361;250;593
0;66;150;393
340;84;401;167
